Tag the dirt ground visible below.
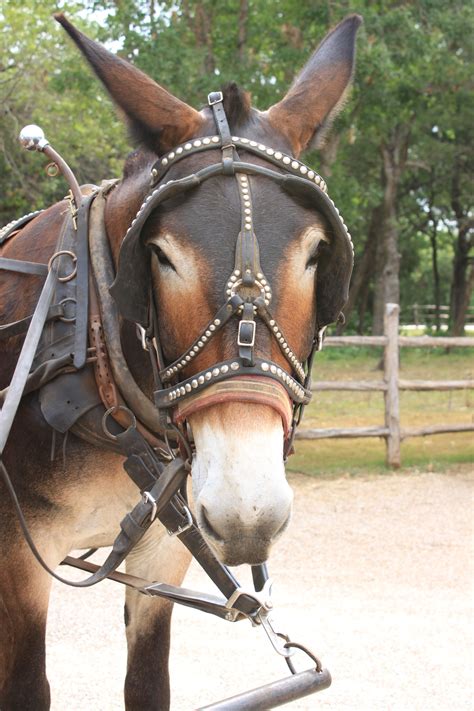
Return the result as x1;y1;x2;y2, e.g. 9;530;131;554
46;466;473;710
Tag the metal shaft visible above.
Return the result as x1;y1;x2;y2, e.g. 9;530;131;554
197;667;331;710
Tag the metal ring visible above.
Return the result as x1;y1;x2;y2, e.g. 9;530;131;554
46;162;59;177
230;277;266;302
58;297;76;323
283;641;323;673
48;250;77;282
101;405;137;441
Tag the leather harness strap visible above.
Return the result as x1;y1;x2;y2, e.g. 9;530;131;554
173;376;293;435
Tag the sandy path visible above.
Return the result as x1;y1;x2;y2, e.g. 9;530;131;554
46;468;473;710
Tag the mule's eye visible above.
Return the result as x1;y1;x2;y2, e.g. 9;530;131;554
305;241;326;270
150;244;175;271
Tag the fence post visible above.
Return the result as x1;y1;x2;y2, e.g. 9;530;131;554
384;303;401;468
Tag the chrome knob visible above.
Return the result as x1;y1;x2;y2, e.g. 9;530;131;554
19;124;49;151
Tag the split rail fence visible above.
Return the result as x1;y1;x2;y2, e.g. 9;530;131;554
296;303;474;467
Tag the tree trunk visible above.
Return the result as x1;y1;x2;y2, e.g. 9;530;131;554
238;0;248;63
449;161;474;335
371;125;411;334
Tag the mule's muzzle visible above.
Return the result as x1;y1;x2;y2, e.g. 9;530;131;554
196;497;292;566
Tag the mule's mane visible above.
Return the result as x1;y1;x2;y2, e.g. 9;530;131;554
220;82;251;129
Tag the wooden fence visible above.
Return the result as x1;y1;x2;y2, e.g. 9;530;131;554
296;303;474;468
406;303;474;328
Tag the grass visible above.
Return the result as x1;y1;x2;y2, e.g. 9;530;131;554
288;347;474;476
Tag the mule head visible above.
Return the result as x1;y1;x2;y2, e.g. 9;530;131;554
57;13;361;566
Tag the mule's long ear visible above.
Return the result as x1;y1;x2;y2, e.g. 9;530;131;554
267;15;362;156
54;14;204;154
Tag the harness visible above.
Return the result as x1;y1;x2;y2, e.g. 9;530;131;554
0;93;352;707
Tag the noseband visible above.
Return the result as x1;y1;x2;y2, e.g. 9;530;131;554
110;92;353;452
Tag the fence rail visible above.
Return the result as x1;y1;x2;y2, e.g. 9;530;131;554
296;303;474;467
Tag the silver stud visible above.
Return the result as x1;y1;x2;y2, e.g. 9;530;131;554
285;347;290;354
266;148;274;156
205;371;212;381
211;136;220;143
226;289;232;295
277;368;282;377
185;383;192;392
162;158;169;166
270;365;277;374
234;269;241;276
203;137;211;145
212;367;219;377
244;208;251;215
198;375;205;385
275;152;282;160
300;166;308;175
232;136;239;141
185;355;191;362
198;340;204;348
168;152;175;160
205;330;211;337
283;156;291;165
180;360;186;366
261;362;269;372
221;365;229;373
151;168;158;179
241;137;249;144
214;319;221;326
184;143;192;150
210;324;216;332
269;320;275;326
193;140;202;147
176;146;183;154
230;362;239;370
230;275;237;282
291;161;299;169
250;140;257;147
180;386;186;395
191;379;198;389
308;170;315;179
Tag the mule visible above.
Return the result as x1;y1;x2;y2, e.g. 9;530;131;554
0;13;361;710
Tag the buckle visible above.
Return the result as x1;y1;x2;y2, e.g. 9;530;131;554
208;91;224;106
167;504;193;537
142;491;158;522
237;320;256;348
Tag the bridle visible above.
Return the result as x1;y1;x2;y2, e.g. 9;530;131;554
111;91;354;455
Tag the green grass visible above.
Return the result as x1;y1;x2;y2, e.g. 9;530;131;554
288;347;474;476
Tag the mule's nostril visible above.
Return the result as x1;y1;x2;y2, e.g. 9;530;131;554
199;505;224;543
